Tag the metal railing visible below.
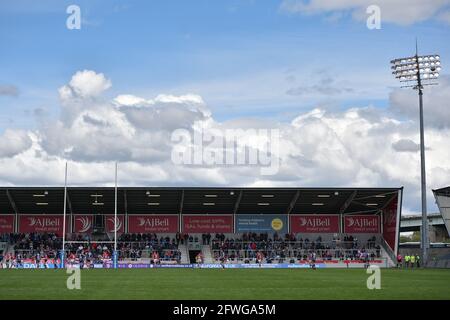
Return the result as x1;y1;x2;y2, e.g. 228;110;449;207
211;248;381;261
380;238;397;266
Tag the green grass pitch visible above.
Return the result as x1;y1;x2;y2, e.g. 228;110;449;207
0;269;449;300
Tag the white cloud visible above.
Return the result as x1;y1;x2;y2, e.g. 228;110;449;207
114;94;147;106
392;139;420;152
1;69;449;215
280;0;450;25
0;129;32;158
390;76;450;129
59;70;111;100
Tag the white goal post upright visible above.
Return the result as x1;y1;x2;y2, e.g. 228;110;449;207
61;161;68;268
113;162;118;269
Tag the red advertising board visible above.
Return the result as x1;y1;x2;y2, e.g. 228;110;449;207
105;215;125;233
0;215;14;233
343;215;380;233
383;195;399;251
19;215;68;235
290;215;340;233
128;215;178;233
73;215;94;233
183;215;233;233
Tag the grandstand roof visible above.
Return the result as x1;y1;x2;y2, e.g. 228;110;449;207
433;186;450;197
0;187;402;216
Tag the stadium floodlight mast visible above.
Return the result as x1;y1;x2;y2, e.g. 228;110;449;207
390;43;442;267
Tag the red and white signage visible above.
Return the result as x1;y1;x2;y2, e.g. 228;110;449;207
343;215;380;233
105;215;125;234
183;215;233;233
128;215;178;233
19;215;68;235
0;215;15;233
73;215;94;233
383;195;399;251
290;215;340;233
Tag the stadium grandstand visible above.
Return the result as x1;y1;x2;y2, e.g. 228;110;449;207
0;187;403;269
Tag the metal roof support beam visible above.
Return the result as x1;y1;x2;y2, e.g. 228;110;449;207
233;190;243;233
66;189;73;215
124;189;128;233
66;189;74;234
286;190;300;234
6;189;19;232
179;190;184;233
344;208;382;215
339;190;357;215
339;190;357;233
353;191;397;201
286;190;300;216
233;190;243;216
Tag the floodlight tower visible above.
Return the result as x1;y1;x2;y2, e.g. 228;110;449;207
390;45;442;266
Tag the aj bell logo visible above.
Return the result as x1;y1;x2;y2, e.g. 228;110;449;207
346;217;377;227
75;216;92;233
28;217;60;227
300;217;330;227
107;217;122;232
138;218;169;227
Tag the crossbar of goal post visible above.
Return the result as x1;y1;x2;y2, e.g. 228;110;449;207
65;241;117;244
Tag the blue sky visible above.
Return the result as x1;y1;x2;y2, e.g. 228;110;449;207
1;0;449;129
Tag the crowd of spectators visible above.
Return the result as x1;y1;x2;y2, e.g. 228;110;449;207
2;232;382;265
1;232;181;265
2;233;61;260
118;233;181;262
211;233;381;263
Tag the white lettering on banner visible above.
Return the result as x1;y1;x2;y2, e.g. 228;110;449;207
138;217;169;227
347;217;377;227
28;217;60;227
300;217;330;228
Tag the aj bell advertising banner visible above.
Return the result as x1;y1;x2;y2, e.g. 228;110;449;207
128;215;178;233
19;215;69;235
0;215;15;233
73;215;93;233
183;215;233;233
104;215;125;234
290;215;340;233
343;215;380;233
235;214;287;234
